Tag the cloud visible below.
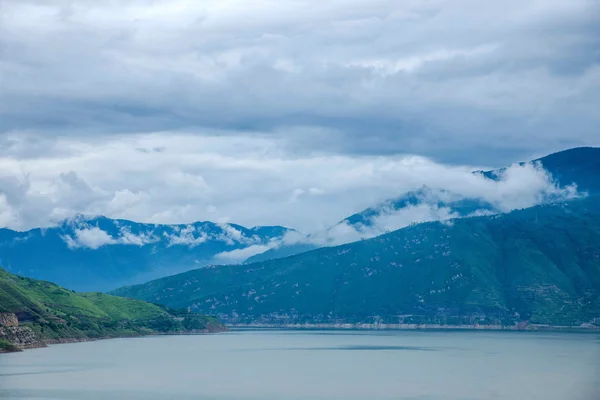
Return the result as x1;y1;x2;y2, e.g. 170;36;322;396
117;226;159;246
0;0;596;261
163;225;209;248
313;204;475;246
160;223;263;248
61;222;161;249
0;0;598;167
215;224;248;245
59;218;271;251
62;227;117;250
0;194;19;228
0;133;588;237
270;160;585;247
289;187;325;203
213;244;273;264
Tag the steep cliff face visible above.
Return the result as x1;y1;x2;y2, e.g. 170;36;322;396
0;312;18;327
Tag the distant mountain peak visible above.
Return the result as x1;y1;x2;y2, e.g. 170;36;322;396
536;146;599;161
0;216;293;291
244;146;599;264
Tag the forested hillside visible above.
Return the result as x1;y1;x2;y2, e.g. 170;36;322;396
113;197;600;328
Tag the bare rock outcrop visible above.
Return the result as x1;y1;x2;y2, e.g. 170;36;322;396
0;312;19;327
0;326;39;348
0;312;41;351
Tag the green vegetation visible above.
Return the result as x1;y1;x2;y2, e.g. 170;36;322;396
0;268;225;350
0;339;20;352
112;196;600;327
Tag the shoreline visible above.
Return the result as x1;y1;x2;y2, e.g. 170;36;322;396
1;327;227;354
227;323;600;333
4;322;598;353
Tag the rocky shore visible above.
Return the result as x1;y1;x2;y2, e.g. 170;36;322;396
0;313;38;352
0;312;226;354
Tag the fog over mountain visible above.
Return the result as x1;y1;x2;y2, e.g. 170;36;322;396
1;147;596;291
0;135;591;237
0;215;291;291
1;3;599;399
0;1;598;293
1;0;599;237
246;147;598;262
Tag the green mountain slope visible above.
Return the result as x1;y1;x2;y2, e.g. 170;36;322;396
0;268;224;352
112;197;600;328
244;147;600;265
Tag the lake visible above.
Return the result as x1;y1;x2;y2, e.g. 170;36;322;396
0;329;598;399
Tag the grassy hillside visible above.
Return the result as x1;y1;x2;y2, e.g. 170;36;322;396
112;196;600;328
0;268;224;351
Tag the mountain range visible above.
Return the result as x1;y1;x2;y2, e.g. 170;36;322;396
0;147;598;296
112;195;600;328
0;217;291;291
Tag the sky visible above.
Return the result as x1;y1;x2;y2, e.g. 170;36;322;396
0;0;599;233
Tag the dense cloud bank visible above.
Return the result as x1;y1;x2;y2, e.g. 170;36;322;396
1;0;599;165
0;0;598;259
0;133;581;237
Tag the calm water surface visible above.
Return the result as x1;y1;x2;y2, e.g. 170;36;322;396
0;329;598;400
